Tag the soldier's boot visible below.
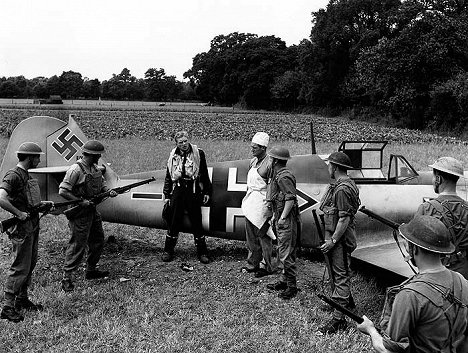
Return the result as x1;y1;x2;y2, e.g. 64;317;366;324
194;236;210;264
1;306;24;323
162;236;178;262
15;298;44;311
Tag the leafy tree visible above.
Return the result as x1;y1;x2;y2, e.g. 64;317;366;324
344;0;468;128
144;68;181;101
46;75;61;95
30;77;49;98
59;71;83;98
102;68;142;100
302;0;401;107
184;32;295;109
82;78;101;98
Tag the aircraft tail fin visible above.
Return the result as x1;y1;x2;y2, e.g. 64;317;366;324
0;115;119;200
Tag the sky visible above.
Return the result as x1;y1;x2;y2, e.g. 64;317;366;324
0;0;329;82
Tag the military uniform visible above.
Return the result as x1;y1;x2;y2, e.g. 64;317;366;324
163;144;212;260
380;269;468;352
60;159;109;280
267;167;300;291
1;167;41;309
319;176;360;319
416;194;468;278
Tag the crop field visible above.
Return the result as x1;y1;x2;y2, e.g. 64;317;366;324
0;106;468;352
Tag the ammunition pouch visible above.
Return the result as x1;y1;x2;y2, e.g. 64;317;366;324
322;205;339;233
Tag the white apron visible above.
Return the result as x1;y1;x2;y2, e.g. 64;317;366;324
241;166;275;240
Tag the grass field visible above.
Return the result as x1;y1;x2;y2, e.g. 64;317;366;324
0;107;468;352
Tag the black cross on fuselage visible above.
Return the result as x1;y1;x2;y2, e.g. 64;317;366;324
209;163;249;232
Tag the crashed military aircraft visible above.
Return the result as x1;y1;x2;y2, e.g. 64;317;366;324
2;115;460;278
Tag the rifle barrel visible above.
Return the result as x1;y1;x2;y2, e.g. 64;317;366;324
317;294;363;323
359;206;400;230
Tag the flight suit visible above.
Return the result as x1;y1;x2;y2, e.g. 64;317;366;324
267;167;300;290
1;167;41;307
320;176;360;319
60;160;108;280
163;144;212;259
380;269;468;352
416;194;468;278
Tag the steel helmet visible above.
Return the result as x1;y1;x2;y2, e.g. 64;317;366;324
428;157;464;178
399;215;455;254
82;140;105;155
326;151;353;169
268;146;291;160
16;142;44;155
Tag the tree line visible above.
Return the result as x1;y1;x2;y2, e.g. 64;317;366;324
2;0;468;131
0;68;196;102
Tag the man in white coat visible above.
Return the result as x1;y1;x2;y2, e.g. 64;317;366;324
241;132;275;278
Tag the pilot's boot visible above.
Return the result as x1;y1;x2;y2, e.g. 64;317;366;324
162;235;177;262
194;236;210;264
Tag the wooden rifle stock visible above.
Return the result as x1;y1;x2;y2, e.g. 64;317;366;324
317;294;363;323
0;199;83;233
312;209;335;292
64;177;156;219
359;206;400;230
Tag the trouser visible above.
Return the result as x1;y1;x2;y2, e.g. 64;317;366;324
276;216;297;289
245;218;273;272
63;209;105;279
4;218;39;307
330;241;353;319
166;185;207;254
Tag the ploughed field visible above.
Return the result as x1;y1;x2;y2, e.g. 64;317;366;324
0;107;465;144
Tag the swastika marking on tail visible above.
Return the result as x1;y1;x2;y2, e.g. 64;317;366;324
51;129;84;161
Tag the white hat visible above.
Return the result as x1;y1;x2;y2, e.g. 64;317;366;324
251;132;269;147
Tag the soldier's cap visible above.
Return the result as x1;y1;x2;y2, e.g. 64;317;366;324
251;132;269;147
399;215;455;254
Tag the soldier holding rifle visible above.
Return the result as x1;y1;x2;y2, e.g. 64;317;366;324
0;142;53;322
416;157;468;278
357;215;468;353
59;140;117;292
265;147;300;300
318;151;360;334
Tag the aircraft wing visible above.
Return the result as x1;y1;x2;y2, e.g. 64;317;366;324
352;242;415;278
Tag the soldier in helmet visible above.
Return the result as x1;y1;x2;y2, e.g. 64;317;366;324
318;151;360;334
265;146;300;300
357;215;468;352
416;157;468;278
0;142;53;322
59;140;117;292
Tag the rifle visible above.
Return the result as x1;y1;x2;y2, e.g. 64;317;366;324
359;205;417;274
359;206;400;230
312;209;335;292
63;177;156;219
317;293;363;324
0;199;83;233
